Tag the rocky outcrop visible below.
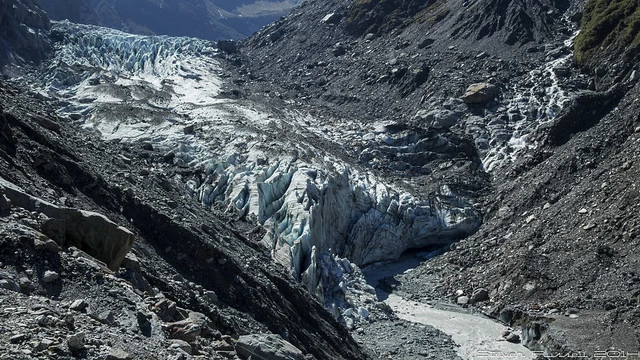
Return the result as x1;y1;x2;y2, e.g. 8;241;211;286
41;210;134;271
0;0;50;69
235;334;305;360
447;0;568;45
0;176;134;271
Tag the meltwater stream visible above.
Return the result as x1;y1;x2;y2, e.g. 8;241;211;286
363;254;536;360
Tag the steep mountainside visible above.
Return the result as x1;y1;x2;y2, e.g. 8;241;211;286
0;0;50;73
236;0;640;355
40;0;301;41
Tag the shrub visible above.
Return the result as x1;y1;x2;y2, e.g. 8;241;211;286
574;0;640;65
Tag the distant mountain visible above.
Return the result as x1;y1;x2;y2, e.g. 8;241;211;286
39;0;301;40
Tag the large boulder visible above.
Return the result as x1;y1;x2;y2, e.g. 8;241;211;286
42;210;134;271
413;109;460;129
165;311;213;343
236;334;304;360
0;176;134;271
461;83;499;104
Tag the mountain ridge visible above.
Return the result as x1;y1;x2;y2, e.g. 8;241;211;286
40;0;301;41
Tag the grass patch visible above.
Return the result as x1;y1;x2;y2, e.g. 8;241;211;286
575;0;640;64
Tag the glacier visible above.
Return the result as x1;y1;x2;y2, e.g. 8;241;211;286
26;20;578;317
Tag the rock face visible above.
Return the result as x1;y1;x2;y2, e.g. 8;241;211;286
42;210;135;271
0;0;51;69
235;334;305;360
0;176;134;271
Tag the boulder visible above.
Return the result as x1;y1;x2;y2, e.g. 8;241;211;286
470;288;489;304
105;349;133;360
236;334;304;360
42;210;134;271
67;332;85;350
414;109;459;129
42;270;59;283
461;83;499;104
165;311;211;342
0;176;134;271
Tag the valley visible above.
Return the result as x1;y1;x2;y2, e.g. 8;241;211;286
1;0;639;359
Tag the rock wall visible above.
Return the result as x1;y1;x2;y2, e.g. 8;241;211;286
0;0;50;70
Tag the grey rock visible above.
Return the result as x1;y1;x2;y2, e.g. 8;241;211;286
456;296;469;305
166;319;201;342
18;277;32;291
42;270;59;283
1;178;134;272
169;339;192;355
166;311;212;342
499;308;514;324
461;83;499;104
9;333;28;343
332;45;346;57
106;348;133;360
566;307;579;315
98;310;116;325
121;253;141;271
34;338;54;351
183;124;195;135
0;279;20;292
503;332;520;343
470;288;489;304
321;12;341;24
152;299;177;322
70;299;88;312
236;334;305;360
414;109;459;129
41;209;135;271
204;290;219;304
67;332;85;350
44;239;60;253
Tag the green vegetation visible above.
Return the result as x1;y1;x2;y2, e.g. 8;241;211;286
574;0;640;65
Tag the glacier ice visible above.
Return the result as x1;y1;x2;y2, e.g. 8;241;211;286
31;22;484;315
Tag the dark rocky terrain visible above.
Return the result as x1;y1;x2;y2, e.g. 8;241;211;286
233;0;640;355
40;0;301;41
0;0;50;74
3;0;640;358
0;78;370;359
